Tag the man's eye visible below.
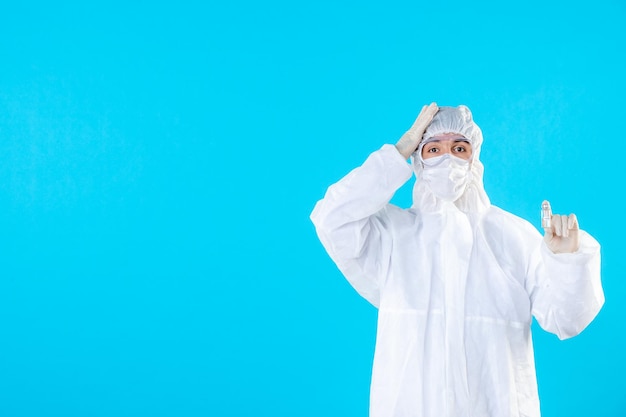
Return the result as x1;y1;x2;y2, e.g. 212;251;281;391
427;148;438;153
453;146;466;152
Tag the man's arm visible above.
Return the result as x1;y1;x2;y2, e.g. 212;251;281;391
310;145;412;307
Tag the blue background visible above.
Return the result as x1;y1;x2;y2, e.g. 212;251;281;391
1;1;624;416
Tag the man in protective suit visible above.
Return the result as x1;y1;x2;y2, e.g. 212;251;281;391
310;103;604;417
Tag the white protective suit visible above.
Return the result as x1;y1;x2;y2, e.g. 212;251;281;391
310;106;604;417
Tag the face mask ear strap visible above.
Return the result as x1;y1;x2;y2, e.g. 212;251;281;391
416;139;431;166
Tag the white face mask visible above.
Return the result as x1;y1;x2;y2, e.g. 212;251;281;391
421;154;470;202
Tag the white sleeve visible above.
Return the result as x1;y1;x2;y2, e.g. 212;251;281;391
310;144;413;307
528;231;604;340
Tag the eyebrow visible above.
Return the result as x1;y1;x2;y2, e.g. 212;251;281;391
424;138;470;144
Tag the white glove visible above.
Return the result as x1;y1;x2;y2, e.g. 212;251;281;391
395;102;439;160
541;200;580;253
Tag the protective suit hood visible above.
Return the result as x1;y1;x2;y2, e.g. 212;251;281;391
410;105;490;212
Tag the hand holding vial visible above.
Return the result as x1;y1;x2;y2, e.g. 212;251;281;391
541;200;580;253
